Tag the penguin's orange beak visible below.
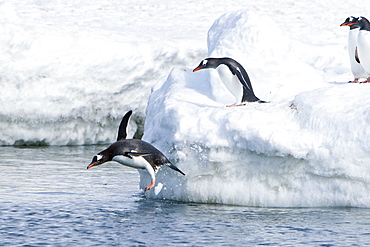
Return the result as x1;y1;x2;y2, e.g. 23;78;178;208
340;22;348;26
87;162;97;169
87;156;98;169
193;66;202;72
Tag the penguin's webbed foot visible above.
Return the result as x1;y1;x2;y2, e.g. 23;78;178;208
349;78;359;83
360;77;370;83
226;103;246;107
348;78;359;83
144;179;156;191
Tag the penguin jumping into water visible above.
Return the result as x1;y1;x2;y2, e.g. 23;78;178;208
87;110;185;191
340;16;368;83
357;17;370;83
193;57;264;107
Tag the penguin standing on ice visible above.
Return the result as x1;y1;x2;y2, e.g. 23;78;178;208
193;57;265;107
357;17;370;83
340;16;368;83
87;110;185;191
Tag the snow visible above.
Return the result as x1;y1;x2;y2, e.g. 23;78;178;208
1;0;370;206
0;0;209;145
142;10;370;207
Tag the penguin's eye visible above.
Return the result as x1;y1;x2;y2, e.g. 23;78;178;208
96;154;103;161
202;60;208;66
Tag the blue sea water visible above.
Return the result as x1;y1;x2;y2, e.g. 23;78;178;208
1;145;370;246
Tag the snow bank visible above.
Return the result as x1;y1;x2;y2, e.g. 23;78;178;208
143;10;370;207
0;1;204;145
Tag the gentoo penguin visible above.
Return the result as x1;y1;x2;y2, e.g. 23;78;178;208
193;57;264;107
87;110;185;191
357;17;370;83
340;16;368;83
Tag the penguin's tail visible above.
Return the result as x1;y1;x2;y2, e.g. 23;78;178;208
168;163;185;176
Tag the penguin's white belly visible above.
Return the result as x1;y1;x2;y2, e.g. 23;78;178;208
113;155;149;170
358;30;370;74
113;155;156;179
216;65;243;103
348;30;368;78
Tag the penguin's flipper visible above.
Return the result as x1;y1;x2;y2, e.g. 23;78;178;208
126;151;151;159
355;47;361;64
232;67;254;93
233;68;260;102
117;110;133;141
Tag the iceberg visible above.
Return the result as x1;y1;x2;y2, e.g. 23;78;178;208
142;11;370;207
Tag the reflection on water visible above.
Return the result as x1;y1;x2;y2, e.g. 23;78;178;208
1;146;370;246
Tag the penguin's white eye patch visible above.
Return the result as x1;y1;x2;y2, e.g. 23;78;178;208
202;60;208;66
96;154;103;161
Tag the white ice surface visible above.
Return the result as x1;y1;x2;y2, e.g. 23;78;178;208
142;10;370;207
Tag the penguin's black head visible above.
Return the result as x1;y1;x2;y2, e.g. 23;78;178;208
340;16;352;26
193;58;220;72
87;150;112;169
344;17;361;29
358;16;370;28
340;16;360;28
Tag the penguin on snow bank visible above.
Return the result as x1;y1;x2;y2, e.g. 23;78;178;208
357;17;370;83
340;16;369;83
193;57;266;107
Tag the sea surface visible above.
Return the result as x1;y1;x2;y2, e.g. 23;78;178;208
1;145;370;246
